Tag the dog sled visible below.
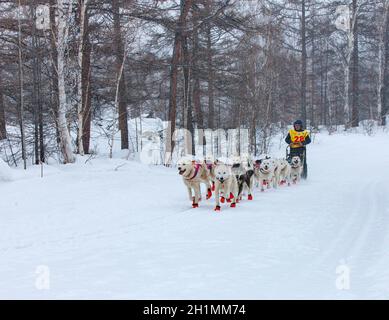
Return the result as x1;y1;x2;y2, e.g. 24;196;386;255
286;145;308;179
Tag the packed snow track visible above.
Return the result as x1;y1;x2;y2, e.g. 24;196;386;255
1;132;389;299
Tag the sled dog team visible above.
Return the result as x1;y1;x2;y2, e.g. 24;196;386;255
177;155;304;211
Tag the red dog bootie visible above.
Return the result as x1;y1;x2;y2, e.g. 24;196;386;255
248;194;253;200
214;205;221;212
230;203;236;208
221;197;225;203
192;203;199;208
206;188;212;200
212;182;215;191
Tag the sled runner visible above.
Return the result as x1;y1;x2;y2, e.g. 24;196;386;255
286;145;308;179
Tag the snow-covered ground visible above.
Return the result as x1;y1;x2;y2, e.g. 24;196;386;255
1;130;389;299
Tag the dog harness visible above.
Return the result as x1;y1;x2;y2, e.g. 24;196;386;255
186;163;201;180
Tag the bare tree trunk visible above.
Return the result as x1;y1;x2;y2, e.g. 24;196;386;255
319;46;324;125
310;13;316;128
0;75;6;141
113;0;129;150
344;1;359;128
39;62;45;163
49;0;59;121
182;35;194;155
165;0;193;164
324;44;329;126
31;3;43;164
301;0;307;125
111;44;127;158
192;4;205;155
166;34;181;163
77;0;89;155
383;3;389;126
57;0;75;164
206;0;214;129
351;0;359;127
378;0;389;125
18;0;26;170
82;60;92;153
344;58;351;127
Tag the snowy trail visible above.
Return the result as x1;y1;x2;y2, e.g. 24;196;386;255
1;132;389;299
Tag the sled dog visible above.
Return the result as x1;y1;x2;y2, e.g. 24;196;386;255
254;158;276;192
214;163;239;211
234;156;255;201
203;155;216;191
275;158;291;186
290;156;303;183
177;158;212;208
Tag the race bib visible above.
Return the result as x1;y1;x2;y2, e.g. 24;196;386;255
289;129;309;147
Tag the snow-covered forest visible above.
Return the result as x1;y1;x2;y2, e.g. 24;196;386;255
1;0;389;300
0;0;388;164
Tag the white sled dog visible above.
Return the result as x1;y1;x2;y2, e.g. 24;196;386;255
274;158;291;186
253;155;271;187
233;156;255;201
290;156;303;184
214;163;239;211
203;155;216;192
177;159;212;208
254;158;276;192
269;158;280;189
231;156;246;178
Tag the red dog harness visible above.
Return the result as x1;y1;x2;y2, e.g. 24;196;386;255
186;163;201;180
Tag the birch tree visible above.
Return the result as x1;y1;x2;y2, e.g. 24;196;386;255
77;0;90;155
378;0;389;125
56;0;75;163
335;2;359;128
0;75;6;141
